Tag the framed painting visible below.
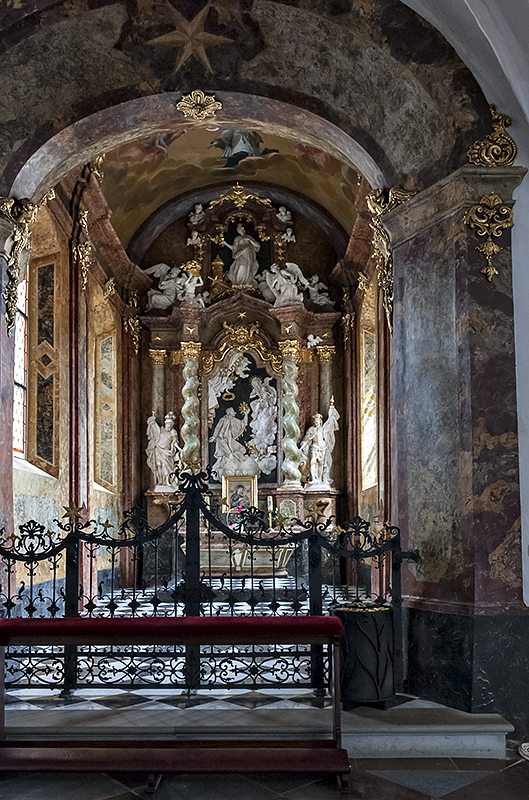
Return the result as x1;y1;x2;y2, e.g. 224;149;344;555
222;475;258;511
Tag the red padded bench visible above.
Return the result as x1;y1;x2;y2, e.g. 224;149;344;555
0;616;350;795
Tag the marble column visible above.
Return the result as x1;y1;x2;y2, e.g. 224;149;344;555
180;341;201;471
382;165;529;735
278;340;302;487
316;345;335;416
149;348;166;420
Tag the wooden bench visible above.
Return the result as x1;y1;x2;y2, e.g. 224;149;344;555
0;616;351;796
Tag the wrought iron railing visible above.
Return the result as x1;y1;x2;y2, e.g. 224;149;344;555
0;470;417;697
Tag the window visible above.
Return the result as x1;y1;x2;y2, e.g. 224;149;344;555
13;270;28;455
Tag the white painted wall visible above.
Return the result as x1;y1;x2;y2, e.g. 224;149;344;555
403;0;529;604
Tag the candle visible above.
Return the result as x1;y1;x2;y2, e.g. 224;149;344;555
267;495;274;511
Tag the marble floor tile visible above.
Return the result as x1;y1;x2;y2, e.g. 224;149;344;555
367;769;490;797
155;773;283;800
0;771;138;800
442;760;529;800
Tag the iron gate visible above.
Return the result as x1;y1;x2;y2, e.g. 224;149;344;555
0;470;416;695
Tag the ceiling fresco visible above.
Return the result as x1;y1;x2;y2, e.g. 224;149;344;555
101;124;361;249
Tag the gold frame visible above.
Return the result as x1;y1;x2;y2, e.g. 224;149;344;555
222;475;258;511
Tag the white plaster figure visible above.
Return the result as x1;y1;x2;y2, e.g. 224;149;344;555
307;334;323;348
187;230;201;247
210;405;258;477
282;227;296;243
224;225;261;287
145;263;185;312
307;275;334;308
146;411;181;488
207;353;251;428
300;405;340;489
189;204;205;225
263;262;307;307
276;206;292;223
248;376;278;475
176;271;205;307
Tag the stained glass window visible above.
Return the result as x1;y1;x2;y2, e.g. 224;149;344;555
13;271;28;454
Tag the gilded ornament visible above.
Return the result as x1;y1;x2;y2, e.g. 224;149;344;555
176;90;222;120
366;186;416;217
62;501;83;523
0;196;40;335
123;316;141;355
209;183;272;211
467;104;518;167
278;339;303;363
149;349;167;365
316;345;335;362
181;259;202;277
357;272;369;295
464;192;514;280
74;240;92;290
79;210;89;231
304;499;329;523
90;155;105;185
180;341;202;359
202;321;284;374
103;277;116;300
341;312;355;344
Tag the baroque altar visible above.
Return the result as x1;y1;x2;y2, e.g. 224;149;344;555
140;184;344;580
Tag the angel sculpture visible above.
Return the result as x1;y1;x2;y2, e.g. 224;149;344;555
281;227;296;243
307;275;334;308
263;262;308;307
307;334;323;348
144;263;185;312
146;412;181;488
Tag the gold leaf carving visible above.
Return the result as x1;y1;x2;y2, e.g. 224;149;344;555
467;104;518;167
176;89;222;120
123;317;141;355
202;321;283;374
209;183;272;211
464;192;514;281
0;197;40;335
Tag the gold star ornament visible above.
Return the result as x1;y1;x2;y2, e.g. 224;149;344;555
304;499;329;523
62;502;83;523
147;3;232;74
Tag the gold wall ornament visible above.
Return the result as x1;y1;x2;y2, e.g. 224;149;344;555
304;499;329;523
315;345;336;362
176;89;222;120
123;316;141;355
209;183;272;211
341;311;355;343
90;155;105;185
149;348;167;364
103;277;116;300
366;186;416;217
74;240;92;290
467;104;518;167
464;192;514;280
357;272;369;295
202;321;284;374
78;210;89;232
0;197;40;335
278;339;303;363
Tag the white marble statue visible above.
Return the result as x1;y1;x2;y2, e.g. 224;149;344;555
207;353;251;428
282;227;296;243
187;230;201;247
176;270;205;307
276;206;292;223
247;376;278;475
307;275;334;308
300;405;340;489
307;334;323;348
145;263;185;312
189;204;205;225
146;412;181;488
263;262;308;307
224;225;261;287
210;405;258;477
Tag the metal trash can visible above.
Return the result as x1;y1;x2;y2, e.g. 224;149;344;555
331;604;394;710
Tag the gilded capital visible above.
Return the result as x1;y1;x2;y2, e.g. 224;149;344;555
278;339;303;363
180;341;202;359
149;349;167;365
316;345;336;362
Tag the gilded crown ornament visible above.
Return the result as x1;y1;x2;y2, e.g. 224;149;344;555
181;259;202;277
176;90;222;120
464;192;514;281
467;105;518;167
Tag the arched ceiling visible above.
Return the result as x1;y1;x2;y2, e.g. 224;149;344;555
101;121;361;249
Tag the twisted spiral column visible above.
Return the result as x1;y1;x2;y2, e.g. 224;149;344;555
180;342;201;471
279;340;302;487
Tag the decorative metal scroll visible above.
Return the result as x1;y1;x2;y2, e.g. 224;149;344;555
0;470;417;696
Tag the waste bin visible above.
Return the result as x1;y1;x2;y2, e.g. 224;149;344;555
331;604;394;710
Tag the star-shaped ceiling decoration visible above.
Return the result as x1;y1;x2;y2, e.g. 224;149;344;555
147;2;232;74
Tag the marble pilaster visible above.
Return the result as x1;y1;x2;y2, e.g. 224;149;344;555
148;348;166;419
316;345;335;416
